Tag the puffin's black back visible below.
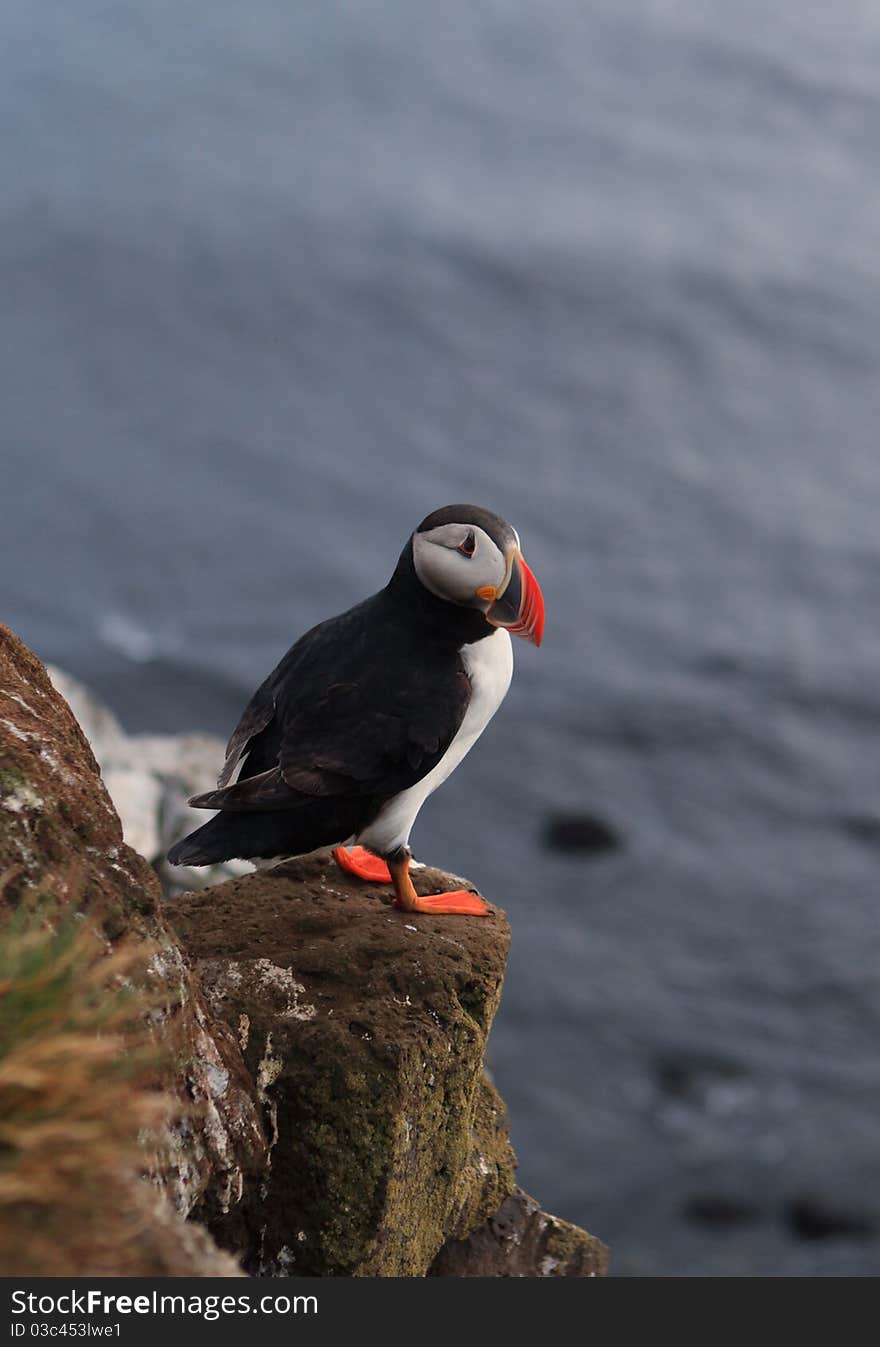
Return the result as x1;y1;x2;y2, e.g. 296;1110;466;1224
167;540;494;866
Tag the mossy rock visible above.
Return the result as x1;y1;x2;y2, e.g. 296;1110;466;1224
168;850;517;1276
429;1187;609;1277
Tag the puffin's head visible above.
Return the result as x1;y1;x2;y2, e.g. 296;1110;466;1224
411;504;545;646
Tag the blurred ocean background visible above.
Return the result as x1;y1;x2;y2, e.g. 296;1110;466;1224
3;1;880;1275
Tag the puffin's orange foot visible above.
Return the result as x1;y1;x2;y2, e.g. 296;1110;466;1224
333;845;392;883
393;890;490;917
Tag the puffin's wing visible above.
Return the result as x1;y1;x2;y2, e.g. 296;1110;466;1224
216;675;275;787
189;673;469;812
189;765;296;812
191;596;473;813
277;664;471;801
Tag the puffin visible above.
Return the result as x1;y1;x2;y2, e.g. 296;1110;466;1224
167;504;544;916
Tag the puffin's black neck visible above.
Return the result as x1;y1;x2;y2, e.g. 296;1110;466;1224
384;538;495;649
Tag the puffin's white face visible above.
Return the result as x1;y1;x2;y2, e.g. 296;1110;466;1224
410;505;545;645
412;522;509;608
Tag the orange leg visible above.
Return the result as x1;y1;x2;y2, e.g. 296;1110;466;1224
387;849;489;917
333;845;392;883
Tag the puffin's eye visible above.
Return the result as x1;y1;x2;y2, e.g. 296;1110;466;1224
457;530;476;558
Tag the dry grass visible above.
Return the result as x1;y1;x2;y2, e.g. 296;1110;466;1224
0;883;172;1274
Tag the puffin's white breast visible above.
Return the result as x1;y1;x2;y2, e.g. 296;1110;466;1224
358;627;513;855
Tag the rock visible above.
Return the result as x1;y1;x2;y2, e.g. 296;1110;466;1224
784;1194;877;1242
0;626;266;1226
680;1194;762;1230
429;1187;608;1277
45;665;129;757
542;811;620;854
46;665;250;892
837;814;880;844
166;851;519;1276
653;1051;750;1106
101;765;165;862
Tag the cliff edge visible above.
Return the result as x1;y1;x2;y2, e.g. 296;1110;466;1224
0;625;607;1277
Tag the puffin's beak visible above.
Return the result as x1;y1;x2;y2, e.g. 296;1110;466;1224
482;551;545;646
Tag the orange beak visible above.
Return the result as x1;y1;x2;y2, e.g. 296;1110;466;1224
483;551;545;646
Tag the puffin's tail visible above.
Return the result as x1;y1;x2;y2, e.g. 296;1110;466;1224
166;810;296;867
